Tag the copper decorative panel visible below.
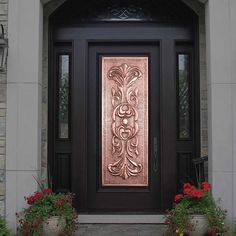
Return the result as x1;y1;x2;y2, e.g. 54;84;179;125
102;57;149;186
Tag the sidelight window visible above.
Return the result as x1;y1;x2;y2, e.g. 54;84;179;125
177;54;191;139
57;54;70;139
176;45;199;191
49;45;72;193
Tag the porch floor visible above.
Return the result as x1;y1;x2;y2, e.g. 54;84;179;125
75;224;167;236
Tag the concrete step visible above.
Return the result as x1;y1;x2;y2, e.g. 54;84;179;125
75;224;167;236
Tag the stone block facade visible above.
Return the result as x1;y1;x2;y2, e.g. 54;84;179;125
0;0;8;217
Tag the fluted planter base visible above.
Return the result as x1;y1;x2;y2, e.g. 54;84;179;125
43;216;66;236
189;215;208;236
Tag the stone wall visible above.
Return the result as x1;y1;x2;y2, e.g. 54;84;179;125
0;0;8;217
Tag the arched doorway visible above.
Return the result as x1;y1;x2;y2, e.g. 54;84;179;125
48;0;200;213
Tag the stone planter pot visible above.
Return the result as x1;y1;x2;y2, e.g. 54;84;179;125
43;216;66;236
189;214;208;236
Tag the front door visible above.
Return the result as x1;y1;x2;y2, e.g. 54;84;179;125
87;42;160;211
50;21;199;213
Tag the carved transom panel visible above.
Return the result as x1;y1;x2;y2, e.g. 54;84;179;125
102;57;148;186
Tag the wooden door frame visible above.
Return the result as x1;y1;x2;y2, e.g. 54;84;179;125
48;22;200;213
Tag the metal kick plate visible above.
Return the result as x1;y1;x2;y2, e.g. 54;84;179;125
102;57;149;186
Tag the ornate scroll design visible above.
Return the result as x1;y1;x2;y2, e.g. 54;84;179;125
108;5;144;20
107;63;143;179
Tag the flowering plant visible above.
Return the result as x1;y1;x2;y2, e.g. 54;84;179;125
0;216;11;236
232;222;236;236
165;182;227;236
18;188;78;236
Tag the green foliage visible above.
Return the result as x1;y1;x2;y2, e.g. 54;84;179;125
166;200;191;235
165;184;227;236
231;222;236;236
0;216;11;236
205;199;227;235
18;191;78;236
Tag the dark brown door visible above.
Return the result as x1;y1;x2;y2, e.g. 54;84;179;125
87;42;160;211
50;23;199;213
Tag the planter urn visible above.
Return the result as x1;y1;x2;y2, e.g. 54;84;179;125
189;214;208;236
43;216;66;236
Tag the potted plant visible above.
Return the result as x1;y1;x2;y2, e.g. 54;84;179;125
165;182;228;236
231;222;236;236
0;216;12;236
18;188;78;236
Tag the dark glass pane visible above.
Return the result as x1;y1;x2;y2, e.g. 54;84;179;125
58;55;70;139
178;54;190;139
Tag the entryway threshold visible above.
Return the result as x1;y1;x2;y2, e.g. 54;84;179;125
78;215;166;224
76;224;167;236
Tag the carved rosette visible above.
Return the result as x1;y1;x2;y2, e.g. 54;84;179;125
108;64;143;179
102;57;148;186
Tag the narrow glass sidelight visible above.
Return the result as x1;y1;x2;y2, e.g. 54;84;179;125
177;54;190;139
101;57;149;186
58;54;70;139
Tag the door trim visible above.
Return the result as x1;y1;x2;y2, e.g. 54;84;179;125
49;24;199;212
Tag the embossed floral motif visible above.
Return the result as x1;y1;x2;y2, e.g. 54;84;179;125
107;63;143;180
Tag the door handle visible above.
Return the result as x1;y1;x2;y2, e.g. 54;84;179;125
153;137;158;173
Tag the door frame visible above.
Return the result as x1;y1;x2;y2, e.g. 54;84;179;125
48;22;200;213
87;42;161;212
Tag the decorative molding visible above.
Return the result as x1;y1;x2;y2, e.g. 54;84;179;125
102;57;148;187
107;63;143;179
100;4;148;21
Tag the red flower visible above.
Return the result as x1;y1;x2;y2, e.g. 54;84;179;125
183;183;192;190
64;195;72;203
183;183;191;195
26;196;35;205
183;184;196;196
183;188;190;195
55;199;65;206
34;192;43;200
174;194;183;202
201;182;211;192
26;191;43;204
43;188;53;194
33;222;38;229
191;189;204;198
208;229;217;236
